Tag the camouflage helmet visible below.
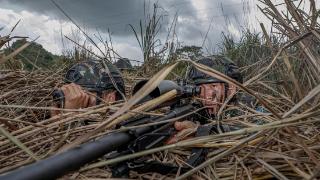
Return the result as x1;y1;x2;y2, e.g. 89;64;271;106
65;59;125;100
187;56;243;84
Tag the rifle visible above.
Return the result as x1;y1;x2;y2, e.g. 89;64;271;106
0;80;215;180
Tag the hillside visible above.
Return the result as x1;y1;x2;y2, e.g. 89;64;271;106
6;39;60;70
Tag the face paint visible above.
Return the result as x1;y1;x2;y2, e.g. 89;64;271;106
102;91;117;103
199;83;236;115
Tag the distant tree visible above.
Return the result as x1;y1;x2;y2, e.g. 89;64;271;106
175;45;203;59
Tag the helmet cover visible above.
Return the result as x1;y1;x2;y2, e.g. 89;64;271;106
187;56;242;84
65;60;125;97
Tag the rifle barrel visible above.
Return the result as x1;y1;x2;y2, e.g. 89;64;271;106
0;132;131;180
0;104;195;180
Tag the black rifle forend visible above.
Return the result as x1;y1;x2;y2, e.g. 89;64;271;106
0;105;195;180
133;80;200;103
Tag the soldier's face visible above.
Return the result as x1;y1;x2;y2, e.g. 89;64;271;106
101;91;117;104
198;83;236;115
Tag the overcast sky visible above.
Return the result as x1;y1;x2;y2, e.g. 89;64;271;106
0;0;268;61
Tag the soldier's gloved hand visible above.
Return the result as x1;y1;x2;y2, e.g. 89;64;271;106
166;121;198;144
60;83;95;109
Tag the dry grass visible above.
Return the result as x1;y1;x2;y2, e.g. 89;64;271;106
1;0;320;179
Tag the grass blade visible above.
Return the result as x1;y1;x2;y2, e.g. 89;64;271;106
0;126;39;161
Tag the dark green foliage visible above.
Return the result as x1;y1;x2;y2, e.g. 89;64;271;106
218;30;286;84
7;39;60;70
219;30;273;68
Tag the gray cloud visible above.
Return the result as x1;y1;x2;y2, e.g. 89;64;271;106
0;0;196;35
0;0;245;33
0;0;253;56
